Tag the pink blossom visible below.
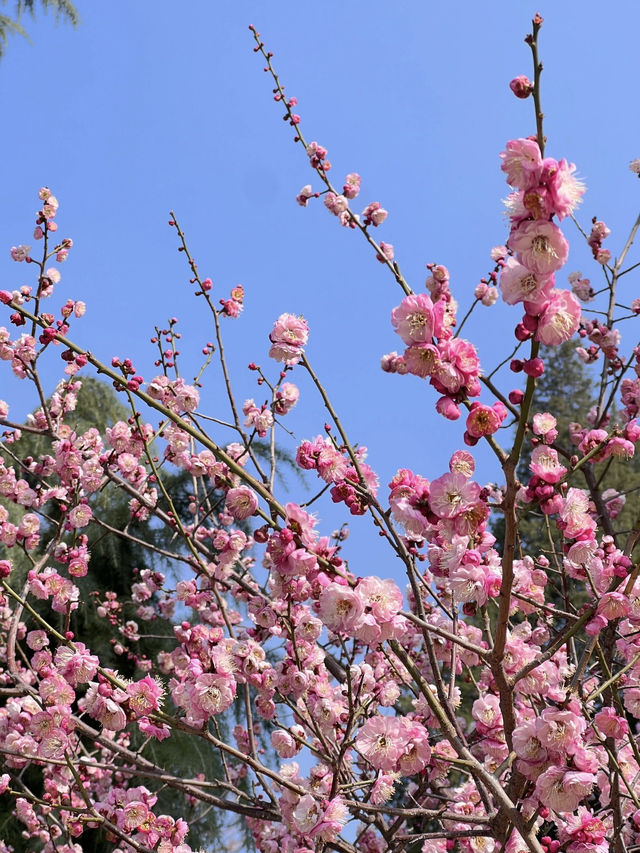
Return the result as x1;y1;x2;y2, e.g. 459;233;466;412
397;719;431;774
271;730;301;758
362;201;387;226
536;289;581;345
343;173;361;199
356;716;402;771
10;245;31;262
403;343;439;378
535;766;594;813
127;676;164;718
545;158;585;219
293;795;347;840
533;411;557;437
429;472;480;519
268;313;309;365
529;446;567;484
54;643;99;686
317;583;365;634
450;450;475;477
357;576;403;622
391;293;444;346
465;401;507;439
560;488;596;539
594;707;628;739
500;138;543;190
500;257;554;305
296;185;313;206
193;673;236;718
273;381;299;415
508;220;569;275
66;503;93;529
225;486;259;520
562;808;607;848
324;192;349;216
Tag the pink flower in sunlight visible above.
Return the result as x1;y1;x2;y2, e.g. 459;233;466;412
508;220;569;275
536;289;581;345
391;293;444;346
268;313;309;365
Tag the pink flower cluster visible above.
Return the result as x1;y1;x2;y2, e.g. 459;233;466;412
383;266;485;422
296;435;379;514
500;138;583;348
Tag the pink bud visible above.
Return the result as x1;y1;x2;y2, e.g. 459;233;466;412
509;75;534;98
435;396;460;420
523;357;544;377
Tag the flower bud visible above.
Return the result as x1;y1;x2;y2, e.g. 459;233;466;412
509;75;534;98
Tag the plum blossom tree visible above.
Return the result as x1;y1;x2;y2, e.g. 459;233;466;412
3;13;640;853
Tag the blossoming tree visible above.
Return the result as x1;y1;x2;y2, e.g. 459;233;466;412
2;14;640;853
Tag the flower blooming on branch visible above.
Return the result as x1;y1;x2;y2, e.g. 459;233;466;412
3;20;640;853
268;312;309;365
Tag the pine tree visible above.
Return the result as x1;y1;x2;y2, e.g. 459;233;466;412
0;0;79;58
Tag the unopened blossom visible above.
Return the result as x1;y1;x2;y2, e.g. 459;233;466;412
435;395;460;420
508;220;569;276
376;241;394;262
509;75;534;98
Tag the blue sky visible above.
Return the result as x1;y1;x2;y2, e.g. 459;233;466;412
1;1;639;566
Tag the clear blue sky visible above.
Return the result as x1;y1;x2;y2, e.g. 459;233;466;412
1;1;639;566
